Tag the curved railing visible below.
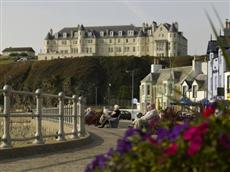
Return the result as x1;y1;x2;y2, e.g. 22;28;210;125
0;85;86;149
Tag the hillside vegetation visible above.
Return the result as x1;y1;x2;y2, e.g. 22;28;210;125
0;56;196;106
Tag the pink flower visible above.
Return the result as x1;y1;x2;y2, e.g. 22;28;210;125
183;127;198;141
183;122;208;141
187;136;203;156
197;122;208;134
183;122;208;156
165;143;178;156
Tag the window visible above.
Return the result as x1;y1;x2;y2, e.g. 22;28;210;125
148;30;152;35
125;47;130;52
63;32;67;38
109;39;112;43
169;83;172;95
227;75;230;93
108;47;113;53
192;85;198;98
110;31;114;36
62;40;67;45
142;85;144;95
100;31;104;37
126;39;128;43
128;30;134;36
118;31;123;36
215;76;217;90
133;47;135;52
55;33;59;39
147;85;150;95
116;47;121;52
133;38;135;42
163;83;167;95
118;39;120;43
74;32;78;38
182;86;187;97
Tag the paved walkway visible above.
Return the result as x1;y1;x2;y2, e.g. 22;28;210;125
0;120;131;172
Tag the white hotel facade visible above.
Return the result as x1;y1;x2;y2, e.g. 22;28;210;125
38;21;187;60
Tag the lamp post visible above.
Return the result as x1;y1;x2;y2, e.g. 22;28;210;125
126;70;134;110
95;87;98;106
131;70;134;110
108;83;111;106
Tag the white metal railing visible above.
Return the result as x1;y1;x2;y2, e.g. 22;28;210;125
0;85;86;149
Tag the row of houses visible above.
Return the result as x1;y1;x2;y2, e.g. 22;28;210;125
139;57;207;112
139;19;230;112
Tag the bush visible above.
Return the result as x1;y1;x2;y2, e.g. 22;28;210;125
85;101;230;172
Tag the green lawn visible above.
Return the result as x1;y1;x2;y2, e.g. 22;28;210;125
0;57;14;65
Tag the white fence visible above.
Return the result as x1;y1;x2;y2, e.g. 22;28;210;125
0;85;86;149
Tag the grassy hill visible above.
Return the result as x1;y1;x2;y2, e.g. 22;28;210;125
0;55;199;106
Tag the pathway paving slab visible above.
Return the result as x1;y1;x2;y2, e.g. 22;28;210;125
0;120;131;172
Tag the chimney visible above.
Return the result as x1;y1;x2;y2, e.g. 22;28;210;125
50;29;53;35
151;64;162;73
173;22;178;31
225;19;229;29
192;56;202;75
152;21;157;32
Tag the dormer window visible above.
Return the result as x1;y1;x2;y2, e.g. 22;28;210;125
110;31;114;36
128;30;134;36
182;85;188;97
100;31;104;37
74;32;78;38
63;32;67;38
148;30;152;35
88;32;92;37
55;33;59;39
118;31;123;36
192;85;198;98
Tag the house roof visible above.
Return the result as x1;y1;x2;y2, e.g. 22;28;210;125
141;73;160;83
47;22;184;39
141;66;193;85
207;36;230;55
156;66;192;85
207;40;218;54
2;47;35;53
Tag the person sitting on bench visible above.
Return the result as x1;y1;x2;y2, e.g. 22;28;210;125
98;105;120;128
132;103;159;128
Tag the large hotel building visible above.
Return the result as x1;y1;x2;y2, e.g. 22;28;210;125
38;21;187;60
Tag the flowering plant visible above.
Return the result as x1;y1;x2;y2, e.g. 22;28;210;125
85;101;230;172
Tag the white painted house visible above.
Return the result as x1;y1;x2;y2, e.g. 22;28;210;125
139;57;207;113
207;19;230;100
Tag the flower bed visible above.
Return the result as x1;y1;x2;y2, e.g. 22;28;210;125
85;101;230;172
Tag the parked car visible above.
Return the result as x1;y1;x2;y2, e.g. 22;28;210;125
176;111;197;121
119;110;131;120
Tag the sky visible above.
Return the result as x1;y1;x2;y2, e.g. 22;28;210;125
0;0;230;55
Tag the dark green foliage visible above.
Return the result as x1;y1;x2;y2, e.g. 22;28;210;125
0;56;195;106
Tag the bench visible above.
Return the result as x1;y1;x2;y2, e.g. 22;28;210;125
108;115;121;128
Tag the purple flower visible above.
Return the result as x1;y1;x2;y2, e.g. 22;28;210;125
168;122;189;142
124;128;139;140
116;139;132;155
156;128;169;141
106;148;114;157
85;154;107;172
220;134;230;149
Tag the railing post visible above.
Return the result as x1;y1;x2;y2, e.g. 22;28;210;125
57;92;66;141
78;96;86;137
71;95;78;139
1;85;12;148
33;89;44;145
